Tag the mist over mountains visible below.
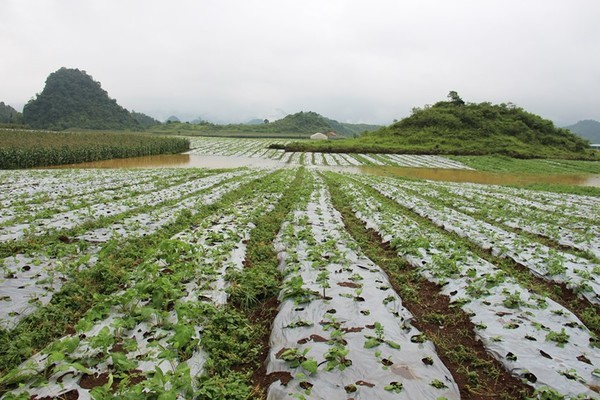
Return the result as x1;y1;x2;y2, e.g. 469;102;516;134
564;120;600;143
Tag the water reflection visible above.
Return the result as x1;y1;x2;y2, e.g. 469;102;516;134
47;154;600;187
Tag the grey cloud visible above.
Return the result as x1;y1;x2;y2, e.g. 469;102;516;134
1;0;599;125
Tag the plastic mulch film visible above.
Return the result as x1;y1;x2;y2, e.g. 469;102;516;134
266;179;459;399
361;176;600;306
343;178;600;398
3;188;284;399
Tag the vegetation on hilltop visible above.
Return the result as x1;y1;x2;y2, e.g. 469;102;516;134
279;92;596;159
131;111;161;129
564;119;600;143
0;129;189;169
0;102;22;124
22;68;143;131
152;111;381;137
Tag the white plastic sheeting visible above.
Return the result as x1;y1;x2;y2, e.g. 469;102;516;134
341;177;600;398
185;137;474;169
0;171;241;241
0;170;259;327
266;178;459;399
359;176;600;305
0;169;195;225
390;179;600;258
4;182;286;399
0;252;97;328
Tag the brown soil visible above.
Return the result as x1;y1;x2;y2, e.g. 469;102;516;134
79;370;145;392
248;296;285;396
324;180;536;400
362;224;533;399
35;389;79;400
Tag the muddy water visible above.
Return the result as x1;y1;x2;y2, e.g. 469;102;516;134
46;154;288;169
360;166;600;187
46;154;600;187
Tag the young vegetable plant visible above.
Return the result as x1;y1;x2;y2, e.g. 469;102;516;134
276;348;318;375
323;344;352;371
364;322;401;350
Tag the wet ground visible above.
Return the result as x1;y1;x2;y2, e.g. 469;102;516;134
45;153;600;187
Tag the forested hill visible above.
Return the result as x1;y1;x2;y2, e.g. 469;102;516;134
22;68;150;130
359;92;593;158
264;111;380;136
154;111;381;137
0;102;22;124
564;120;600;143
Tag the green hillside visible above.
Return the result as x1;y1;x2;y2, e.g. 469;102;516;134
152;111;380;137
564;119;600;143
22;68;140;130
282;93;596;159
0;102;22;124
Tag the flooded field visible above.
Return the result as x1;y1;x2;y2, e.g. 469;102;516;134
46;153;287;169
45;152;600;187
361;165;600;187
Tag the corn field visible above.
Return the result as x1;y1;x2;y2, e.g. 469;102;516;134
0;129;190;169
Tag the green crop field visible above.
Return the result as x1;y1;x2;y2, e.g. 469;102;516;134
0;166;598;399
0;129;189;169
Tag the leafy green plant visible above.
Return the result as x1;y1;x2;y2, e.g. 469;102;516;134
364;322;401;350
323;345;352;371
545;328;570;347
276;348;318;374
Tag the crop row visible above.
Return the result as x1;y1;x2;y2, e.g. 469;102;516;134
0;170;262;329
387;179;600;259
1;171;291;399
0;169;209;228
0;167;291;398
352;175;600;307
1;168;599;399
186;137;473;169
266;175;459;399
0;170;244;242
331;174;600;398
0;129;190;169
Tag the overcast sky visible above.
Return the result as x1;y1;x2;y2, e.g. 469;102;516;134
1;0;599;125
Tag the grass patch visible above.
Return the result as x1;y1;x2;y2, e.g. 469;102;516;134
450;155;600;175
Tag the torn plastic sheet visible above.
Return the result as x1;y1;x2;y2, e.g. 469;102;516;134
341;178;600;398
266;179;459;399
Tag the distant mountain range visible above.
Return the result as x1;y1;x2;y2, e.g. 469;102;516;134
564;120;600;143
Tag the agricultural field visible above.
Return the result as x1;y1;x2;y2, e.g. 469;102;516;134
0;129;189;169
0;167;599;399
187;137;474;169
